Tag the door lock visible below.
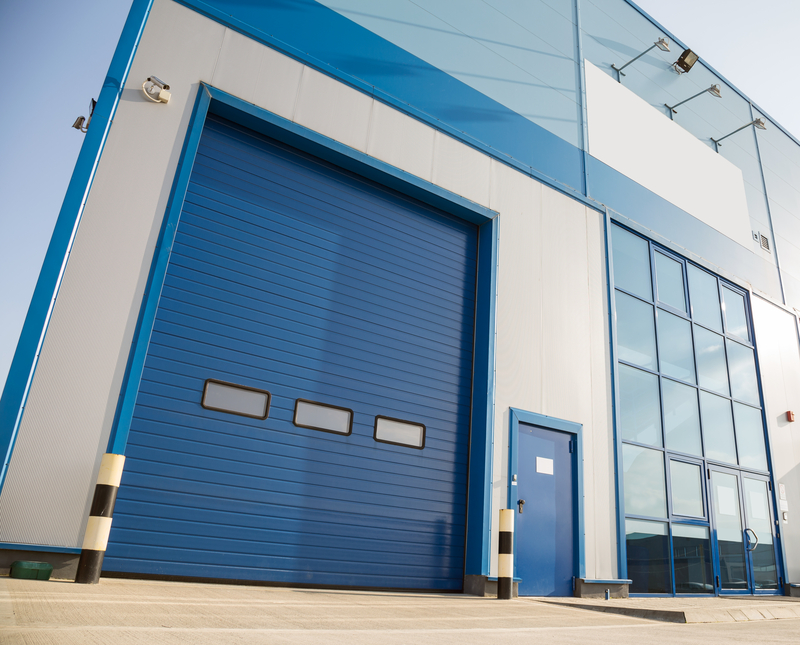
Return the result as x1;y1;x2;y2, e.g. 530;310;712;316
518;499;526;514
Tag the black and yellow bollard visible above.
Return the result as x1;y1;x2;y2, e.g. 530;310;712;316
497;508;514;599
75;453;125;584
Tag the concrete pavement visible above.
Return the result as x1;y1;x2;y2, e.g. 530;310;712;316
2;576;800;644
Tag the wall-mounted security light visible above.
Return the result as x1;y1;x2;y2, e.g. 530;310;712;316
72;98;97;134
673;48;699;74
664;84;721;119
612;37;670;80
711;118;766;151
142;76;171;103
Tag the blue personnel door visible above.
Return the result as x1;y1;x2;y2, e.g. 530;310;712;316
103;115;477;590
516;423;576;596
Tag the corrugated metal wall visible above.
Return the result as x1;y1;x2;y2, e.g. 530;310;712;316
103;116;478;589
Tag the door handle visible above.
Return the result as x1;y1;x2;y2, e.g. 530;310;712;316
745;527;759;551
518;499;526;514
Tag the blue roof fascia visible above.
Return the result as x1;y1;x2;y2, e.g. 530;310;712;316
624;0;800;147
0;0;154;492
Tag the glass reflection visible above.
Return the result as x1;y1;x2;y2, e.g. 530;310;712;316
743;478;778;589
655;253;686;312
711;471;748;590
723;287;750;341
663;380;702;457
727;341;759;405
612;226;652;300
688;266;722;332
672;524;714;594
670;461;704;516
619;365;663;446
626;519;671;594
657;311;696;383
699;392;738;464
734;404;768;471
694;326;729;395
616;292;657;370
623;444;667;518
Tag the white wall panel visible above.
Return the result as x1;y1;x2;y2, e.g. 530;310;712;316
751;297;800;582
0;0;226;547
432;131;492;208
490;167;614;579
367;101;435;183
294;67;373;153
585;61;752;249
211;29;304;123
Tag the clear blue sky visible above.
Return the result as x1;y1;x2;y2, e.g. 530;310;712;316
1;0;799;394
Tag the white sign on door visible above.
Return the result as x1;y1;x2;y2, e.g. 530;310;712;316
536;456;554;475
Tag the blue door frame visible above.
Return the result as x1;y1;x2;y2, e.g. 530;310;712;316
508;408;586;585
101;83;500;582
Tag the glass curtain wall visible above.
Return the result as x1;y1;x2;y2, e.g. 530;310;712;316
611;224;772;595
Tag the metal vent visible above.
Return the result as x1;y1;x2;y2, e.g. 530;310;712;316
760;234;771;252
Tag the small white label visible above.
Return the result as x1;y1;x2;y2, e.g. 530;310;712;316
780;499;789;512
780;483;787;501
536;456;554;475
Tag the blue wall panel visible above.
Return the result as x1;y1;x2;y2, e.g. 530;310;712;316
103;116;478;590
317;0;582;147
176;0;584;191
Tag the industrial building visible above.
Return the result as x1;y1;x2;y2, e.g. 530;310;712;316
1;0;798;597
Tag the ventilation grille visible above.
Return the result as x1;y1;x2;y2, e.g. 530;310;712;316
760;233;771;252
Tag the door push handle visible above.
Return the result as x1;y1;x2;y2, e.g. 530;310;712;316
518;499;525;514
745;527;759;551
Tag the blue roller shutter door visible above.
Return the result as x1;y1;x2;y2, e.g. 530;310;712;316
103;116;477;590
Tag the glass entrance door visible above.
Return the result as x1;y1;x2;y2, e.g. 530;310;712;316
709;467;780;594
742;476;780;592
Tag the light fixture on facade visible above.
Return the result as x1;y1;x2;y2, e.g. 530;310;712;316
672;48;699;74
711;118;767;151
664;84;722;119
612;37;670;80
142;76;171;103
71;98;97;134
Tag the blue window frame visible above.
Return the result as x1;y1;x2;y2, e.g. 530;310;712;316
610;223;779;596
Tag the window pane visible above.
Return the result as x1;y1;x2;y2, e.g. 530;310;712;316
657;311;696;383
655;252;686;312
727;341;759;405
626;519;671;593
374;416;425;449
699;392;738;464
619;365;662;446
723;287;750;341
734;403;768;471
201;380;270;419
670;461;704;516
694;326;729;395
663;380;702;457
294;399;352;435
688;266;721;332
623;444;667;517
616;291;657;370
672;524;714;594
611;226;652;299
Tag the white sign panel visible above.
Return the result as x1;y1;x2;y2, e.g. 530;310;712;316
536;456;554;475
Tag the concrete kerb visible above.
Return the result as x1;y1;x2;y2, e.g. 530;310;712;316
533;596;800;624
